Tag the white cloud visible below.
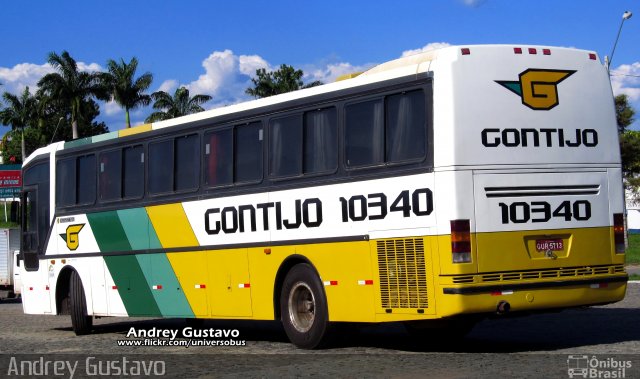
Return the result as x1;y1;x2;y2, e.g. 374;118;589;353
459;0;487;7
183;49;274;106
401;42;451;58
610;62;640;101
157;79;178;93
188;50;239;96
0;62;53;94
77;62;103;73
103;100;122;116
0;60;103;97
304;62;374;84
239;55;270;76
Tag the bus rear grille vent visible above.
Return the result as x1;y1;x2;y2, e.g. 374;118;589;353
377;238;428;309
452;275;474;284
450;265;624;284
484;185;599;198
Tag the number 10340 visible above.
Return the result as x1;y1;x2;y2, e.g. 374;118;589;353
498;200;591;224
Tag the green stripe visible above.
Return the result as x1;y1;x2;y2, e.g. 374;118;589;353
64;131;118;149
136;254;194;317
104;255;161;317
87;211;132;252
117;208;162;250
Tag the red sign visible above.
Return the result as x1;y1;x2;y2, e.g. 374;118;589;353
0;170;21;188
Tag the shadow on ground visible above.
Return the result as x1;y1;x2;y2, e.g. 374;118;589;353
53;306;640;353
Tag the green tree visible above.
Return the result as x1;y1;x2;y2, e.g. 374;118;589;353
38;51;109;139
616;94;640;201
245;64;323;98
616;94;636;134
145;87;212;122
0;86;38;162
102;57;153;128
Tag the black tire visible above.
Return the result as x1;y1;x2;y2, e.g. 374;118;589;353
280;263;330;349
69;270;92;335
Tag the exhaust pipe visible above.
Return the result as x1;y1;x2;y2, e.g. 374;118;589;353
496;300;511;315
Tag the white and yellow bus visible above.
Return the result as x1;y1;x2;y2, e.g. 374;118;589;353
18;45;627;348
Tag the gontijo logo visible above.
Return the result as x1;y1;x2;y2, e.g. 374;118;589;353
496;69;575;110
59;224;85;251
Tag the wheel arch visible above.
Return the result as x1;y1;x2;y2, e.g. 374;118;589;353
55;265;82;315
273;254;323;320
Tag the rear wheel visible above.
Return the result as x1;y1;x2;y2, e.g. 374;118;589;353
280;263;330;349
69;271;92;335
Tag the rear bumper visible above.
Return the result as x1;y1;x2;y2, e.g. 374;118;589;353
436;274;627;316
442;275;628;294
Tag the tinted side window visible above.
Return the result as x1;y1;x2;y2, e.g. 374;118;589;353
235;122;263;183
149;140;173;194
56;158;76;207
123;145;144;199
304;107;337;174
270;115;302;177
77;155;96;205
345;99;384;167
204;129;233;187
386;90;426;163
56;155;96;207
175;134;199;192
99;150;121;201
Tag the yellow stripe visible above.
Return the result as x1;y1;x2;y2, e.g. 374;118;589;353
146;203;198;248
118;123;152;138
165;252;209;316
146;203;207;316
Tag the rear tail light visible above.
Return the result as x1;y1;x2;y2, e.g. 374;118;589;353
451;219;472;263
461;48;471;55
613;213;625;254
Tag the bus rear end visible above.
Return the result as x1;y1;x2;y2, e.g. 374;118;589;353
433;45;627;316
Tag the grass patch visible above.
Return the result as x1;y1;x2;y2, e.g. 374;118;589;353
629;274;640;281
627;234;640;265
0;201;18;229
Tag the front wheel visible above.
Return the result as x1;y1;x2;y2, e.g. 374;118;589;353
69;270;93;335
280;263;330;349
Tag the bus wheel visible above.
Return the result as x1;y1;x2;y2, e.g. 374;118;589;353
280;263;330;349
69;271;93;335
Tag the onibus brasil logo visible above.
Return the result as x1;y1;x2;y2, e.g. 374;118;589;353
496;69;575;110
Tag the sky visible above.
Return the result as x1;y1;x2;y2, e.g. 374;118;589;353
1;0;639;134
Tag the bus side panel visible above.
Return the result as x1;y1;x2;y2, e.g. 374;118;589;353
20;266;51;314
302;240;376;322
165;251;209;317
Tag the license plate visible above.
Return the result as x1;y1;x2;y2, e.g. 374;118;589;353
536;239;564;251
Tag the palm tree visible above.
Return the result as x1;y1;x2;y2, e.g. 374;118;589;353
0;87;38;162
145;87;212;122
38;51;108;139
102;57;153;128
